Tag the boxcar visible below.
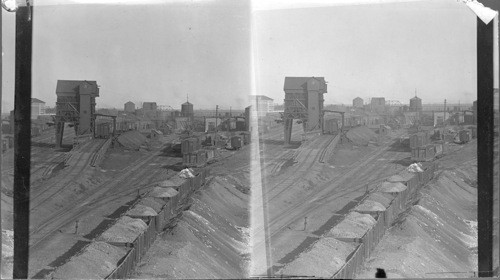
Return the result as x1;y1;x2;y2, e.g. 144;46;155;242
95;123;111;139
458;130;471;144
230;136;242;150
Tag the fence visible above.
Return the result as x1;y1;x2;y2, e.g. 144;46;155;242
102;168;209;279
331;162;437;278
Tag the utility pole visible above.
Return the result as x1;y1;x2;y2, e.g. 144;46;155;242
13;3;33;279
443;99;447;127
215;105;218;145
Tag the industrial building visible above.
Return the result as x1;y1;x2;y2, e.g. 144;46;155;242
55;80;100;147
124;101;135;113
370;97;386;113
204;117;224;132
143;102;158;111
353;97;364;108
250;95;274;117
409;96;422;112
283;77;327;144
432;111;452;126
31;98;46;120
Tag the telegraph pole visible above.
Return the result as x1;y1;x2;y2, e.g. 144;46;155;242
215;105;218;145
443;99;447;127
13;2;33;278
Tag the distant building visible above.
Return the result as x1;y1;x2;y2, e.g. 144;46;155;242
204;117;223;132
181;101;194;119
142;102;157;111
433;111;452;126
124;101;135;113
370;97;386;113
31;98;46;120
409;96;422;112
353;97;364;108
250;95;274;117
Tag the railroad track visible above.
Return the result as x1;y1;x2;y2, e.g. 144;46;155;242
89;138;111;167
318;133;339;164
30;139;106;211
264;135;338;203
252;137;406;255
231;127;305;173
28;148;176;253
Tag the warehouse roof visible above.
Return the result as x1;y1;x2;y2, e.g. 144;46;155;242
283;77;327;91
250;95;274;101
31;98;45;104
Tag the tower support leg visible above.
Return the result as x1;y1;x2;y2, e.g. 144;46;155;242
55;121;64;148
284;118;293;145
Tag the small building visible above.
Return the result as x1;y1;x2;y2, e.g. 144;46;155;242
249;95;274;117
124;101;135;113
150;129;163;139
409;96;422;112
379;125;391;135
353;97;364;108
370;97;386;113
175;117;191;131
31;98;46;120
204;117;224;132
433;111;452;126
143;102;157;111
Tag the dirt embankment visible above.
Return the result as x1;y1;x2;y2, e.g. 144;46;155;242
355;144;477;278
132;174;250;279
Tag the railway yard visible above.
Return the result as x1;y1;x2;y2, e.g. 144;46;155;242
1;111;480;278
2;0;496;278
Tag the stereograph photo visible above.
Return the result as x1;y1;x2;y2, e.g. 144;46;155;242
0;0;498;279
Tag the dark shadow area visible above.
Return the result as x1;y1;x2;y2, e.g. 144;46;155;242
386;141;410;152
259;139;302;150
54;144;73;152
390;157;413;167
162;162;186;172
31;197;140;279
31;142;56;148
283;141;302;149
159;145;182;158
50;161;66;176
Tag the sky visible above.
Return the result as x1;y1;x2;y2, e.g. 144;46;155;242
0;0;488;112
253;0;478;106
2;0;251;111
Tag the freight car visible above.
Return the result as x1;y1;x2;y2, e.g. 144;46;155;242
323;119;339;135
411;144;435;162
456;129;471;144
229;136;242;150
95;123;111;139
